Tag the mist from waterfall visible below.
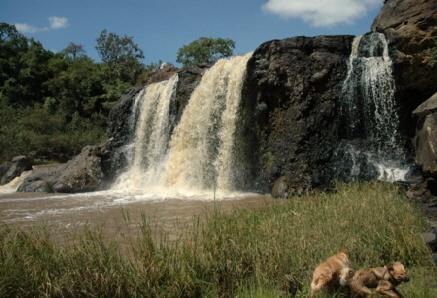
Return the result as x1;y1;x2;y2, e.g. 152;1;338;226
113;52;253;197
337;32;410;182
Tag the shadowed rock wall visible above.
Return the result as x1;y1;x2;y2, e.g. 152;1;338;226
242;35;354;193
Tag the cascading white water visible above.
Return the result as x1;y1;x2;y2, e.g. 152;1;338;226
113;52;253;196
113;74;179;191
338;32;410;182
166;52;253;194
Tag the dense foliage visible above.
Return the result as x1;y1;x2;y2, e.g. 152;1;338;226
0;23;161;164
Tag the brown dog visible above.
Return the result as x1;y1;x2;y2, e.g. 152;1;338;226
348;262;410;298
310;249;350;297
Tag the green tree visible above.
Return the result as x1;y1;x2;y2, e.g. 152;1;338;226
62;42;86;60
95;29;145;84
176;37;236;67
0;23;54;108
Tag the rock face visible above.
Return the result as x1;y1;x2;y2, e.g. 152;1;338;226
0;164;11;183
413;92;437;176
372;0;437;141
242;35;354;192
1;156;32;184
372;0;437;54
103;87;142;182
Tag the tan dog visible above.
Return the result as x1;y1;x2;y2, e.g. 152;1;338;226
348;262;410;298
310;249;350;297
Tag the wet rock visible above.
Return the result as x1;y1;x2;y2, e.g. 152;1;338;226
0;164;11;183
243;35;354;192
18;144;108;193
51;145;105;193
1;156;32;184
372;0;437;142
17;164;66;192
272;176;292;198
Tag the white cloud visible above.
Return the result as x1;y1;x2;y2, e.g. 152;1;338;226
15;16;69;33
48;16;69;30
14;23;40;33
262;0;382;27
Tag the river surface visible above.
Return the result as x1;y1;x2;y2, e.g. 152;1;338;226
0;188;274;242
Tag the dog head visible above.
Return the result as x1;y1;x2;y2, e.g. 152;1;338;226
387;262;410;283
339;267;355;286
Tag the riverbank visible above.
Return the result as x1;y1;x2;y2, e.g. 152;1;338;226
1;181;436;297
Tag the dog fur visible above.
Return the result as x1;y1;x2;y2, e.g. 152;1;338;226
347;262;410;298
309;249;350;297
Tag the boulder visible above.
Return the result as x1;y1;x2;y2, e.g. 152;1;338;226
414;92;437;176
0;164;11;183
51;145;105;193
18;144;107;193
272;176;292;198
17;164;66;192
1;156;32;184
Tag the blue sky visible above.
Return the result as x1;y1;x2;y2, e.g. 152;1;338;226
1;0;384;67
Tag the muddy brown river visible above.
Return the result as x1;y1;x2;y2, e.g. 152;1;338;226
0;188;274;242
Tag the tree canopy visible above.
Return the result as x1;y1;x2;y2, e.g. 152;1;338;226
95;30;145;84
176;37;236;67
0;23;165;163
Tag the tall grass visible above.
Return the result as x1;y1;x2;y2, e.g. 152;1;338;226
0;181;436;297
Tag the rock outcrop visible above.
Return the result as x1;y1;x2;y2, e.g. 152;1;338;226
414;92;437;176
1;156;32;184
17;164;65;192
372;0;437;140
18;144;107;193
242;35;354;192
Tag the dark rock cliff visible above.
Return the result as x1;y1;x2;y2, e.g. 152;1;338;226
242;35;354;193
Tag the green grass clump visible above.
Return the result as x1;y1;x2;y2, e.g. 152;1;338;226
0;181;436;297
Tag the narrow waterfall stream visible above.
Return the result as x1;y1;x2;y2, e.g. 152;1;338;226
336;32;410;182
113;52;253;197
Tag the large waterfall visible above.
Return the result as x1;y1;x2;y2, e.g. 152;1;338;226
113;52;253;197
336;32;410;182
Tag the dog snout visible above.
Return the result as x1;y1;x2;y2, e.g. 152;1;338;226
403;277;410;282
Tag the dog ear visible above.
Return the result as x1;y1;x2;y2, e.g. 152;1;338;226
341;247;347;254
386;265;395;273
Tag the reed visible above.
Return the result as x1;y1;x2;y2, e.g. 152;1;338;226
0;181;435;297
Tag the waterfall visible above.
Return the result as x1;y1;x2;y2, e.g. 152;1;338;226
336;32;410;182
113;74;179;191
166;52;253;194
113;52;253;196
